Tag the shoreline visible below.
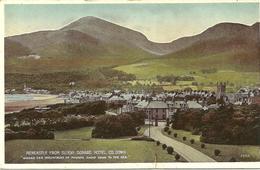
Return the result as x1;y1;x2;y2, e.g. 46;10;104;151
5;94;64;113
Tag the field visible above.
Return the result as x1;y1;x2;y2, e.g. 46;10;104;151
162;129;260;162
55;127;93;140
6;52;260;93
5;127;183;163
55;125;151;139
115;56;260;90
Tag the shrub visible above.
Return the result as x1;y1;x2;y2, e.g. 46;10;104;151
182;136;186;141
175;154;180;161
156;141;160;146
171;123;175;129
167;131;171;135
131;136;154;142
201;143;205;149
5;128;54;140
136;127;141;131
174;133;177;138
92;114;137;138
192;128;200;135
229;157;236;162
192;82;198;86
190;139;195;144
45;131;55;139
66;101;106;115
214;149;221;156
162;144;167;150
164;126;169;132
166;118;170;126
126;112;146;127
166;146;174;154
58;116;94;130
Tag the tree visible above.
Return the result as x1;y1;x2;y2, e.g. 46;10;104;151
216;97;225;106
162;144;167;150
92;114;137;138
166;146;174;154
126;112;145;127
164;126;169;132
175;154;180;161
214;149;221;156
229;157;236;162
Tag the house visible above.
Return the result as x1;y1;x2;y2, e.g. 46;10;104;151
234;88;251;105
225;93;236;104
35;106;51;112
134;100;149;112
100;93;112;101
64;97;80;104
203;104;219;110
124;99;139;113
250;96;260;105
107;95;126;105
146;101;169;120
187;101;203;109
120;94;133;101
167;100;188;118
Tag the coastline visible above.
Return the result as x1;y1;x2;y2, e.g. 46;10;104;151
5;94;64;113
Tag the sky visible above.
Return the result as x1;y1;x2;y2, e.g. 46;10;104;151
4;3;259;42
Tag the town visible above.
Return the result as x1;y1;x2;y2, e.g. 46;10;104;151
63;83;260;120
5;82;260;163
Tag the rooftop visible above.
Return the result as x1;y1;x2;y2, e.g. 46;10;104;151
147;101;168;109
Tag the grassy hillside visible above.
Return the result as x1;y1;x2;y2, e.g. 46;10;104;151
4;39;31;57
5;68;136;93
5;20;259;91
115;51;260;88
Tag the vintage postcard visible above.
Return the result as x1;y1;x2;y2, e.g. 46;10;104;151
1;0;260;169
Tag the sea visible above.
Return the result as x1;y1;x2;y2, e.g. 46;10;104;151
5;94;59;103
5;94;35;103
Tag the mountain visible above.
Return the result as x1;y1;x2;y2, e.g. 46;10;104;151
4;16;259;73
5;39;32;57
5;16;174;60
167;22;259;54
163;22;259;71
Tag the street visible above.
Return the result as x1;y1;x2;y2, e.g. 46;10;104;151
144;126;216;162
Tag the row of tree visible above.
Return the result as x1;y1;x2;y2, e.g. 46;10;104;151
5;67;136;93
99;67;136;81
156;75;195;84
5;101;107;131
172;104;260;145
200;68;218;74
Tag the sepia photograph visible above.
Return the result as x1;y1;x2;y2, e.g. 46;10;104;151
1;0;260;168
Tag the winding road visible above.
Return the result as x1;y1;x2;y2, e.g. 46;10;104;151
144;126;216;162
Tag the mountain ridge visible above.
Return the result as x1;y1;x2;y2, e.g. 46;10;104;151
4;16;259;73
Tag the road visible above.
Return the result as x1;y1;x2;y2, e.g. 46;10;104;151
144;126;216;162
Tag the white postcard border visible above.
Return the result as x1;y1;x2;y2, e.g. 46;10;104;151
0;0;259;169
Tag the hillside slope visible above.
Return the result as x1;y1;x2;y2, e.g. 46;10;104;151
163;22;259;72
4;17;259;73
